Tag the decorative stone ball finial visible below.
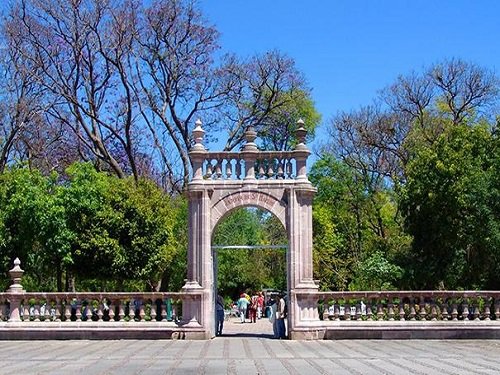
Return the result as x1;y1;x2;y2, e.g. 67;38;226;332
8;257;24;293
295;119;307;145
192;119;205;151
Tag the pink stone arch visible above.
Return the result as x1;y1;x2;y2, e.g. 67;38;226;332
210;190;286;233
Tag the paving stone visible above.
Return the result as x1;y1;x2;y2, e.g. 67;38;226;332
0;338;499;374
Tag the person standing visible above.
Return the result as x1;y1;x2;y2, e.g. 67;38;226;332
269;296;279;339
256;292;264;319
276;293;287;339
215;294;225;336
237;293;250;323
248;293;258;323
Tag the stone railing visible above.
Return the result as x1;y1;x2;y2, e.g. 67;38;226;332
202;151;297;180
314;291;500;321
1;291;184;323
291;290;500;339
190;119;310;183
0;259;206;339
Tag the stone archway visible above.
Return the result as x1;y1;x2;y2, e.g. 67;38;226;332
181;120;321;339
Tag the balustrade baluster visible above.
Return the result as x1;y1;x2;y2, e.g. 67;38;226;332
205;161;212;178
151;303;157;322
44;302;51;322
344;303;351;321
53;299;61;322
236;160;242;179
494;299;500;320
120;301;127;322
97;302;104;322
85;303;93;321
409;298;416;321
461;301;469;321
451;302;458;320
277;163;284;179
473;300;480;321
267;163;274;178
418;298;426;321
23;306;30;322
258;163;265;178
75;301;82;322
33;303;40;322
108;301;116;321
139;301;146;321
333;303;340;321
430;300;437;321
388;299;395;321
483;301;491;321
366;302;373;320
215;161;222;179
161;302;167;322
129;301;136;322
226;161;232;179
0;302;4;322
441;299;449;321
355;303;362;320
399;300;405;321
283;160;289;178
377;303;384;321
64;302;71;321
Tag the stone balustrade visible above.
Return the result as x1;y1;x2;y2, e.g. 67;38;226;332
190;119;310;183
0;292;184;323
290;290;500;339
202;151;297;180
313;291;500;321
0;259;207;339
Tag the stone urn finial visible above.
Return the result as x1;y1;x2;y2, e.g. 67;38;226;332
243;126;258;151
192;119;205;151
295;119;307;144
8;257;24;293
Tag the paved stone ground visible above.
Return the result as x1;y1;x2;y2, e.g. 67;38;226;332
1;317;499;374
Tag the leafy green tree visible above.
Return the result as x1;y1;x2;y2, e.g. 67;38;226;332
212;207;287;298
258;89;321;151
60;163;182;291
401;122;499;289
0;167;71;291
310;154;410;290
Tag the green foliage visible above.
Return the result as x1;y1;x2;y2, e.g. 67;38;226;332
259;88;321;151
0;162;184;292
401;122;499;289
212;208;287;299
349;251;403;291
310;154;411;291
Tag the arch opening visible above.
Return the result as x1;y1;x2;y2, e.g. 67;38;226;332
211;206;288;337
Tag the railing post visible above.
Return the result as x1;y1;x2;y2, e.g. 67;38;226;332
241;126;259;181
7;258;25;322
293;119;310;182
190;119;207;182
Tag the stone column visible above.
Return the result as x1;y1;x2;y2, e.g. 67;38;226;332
181;120;208;328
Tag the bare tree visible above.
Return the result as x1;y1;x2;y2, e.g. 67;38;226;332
5;0;143;179
4;0;316;189
326;59;499;185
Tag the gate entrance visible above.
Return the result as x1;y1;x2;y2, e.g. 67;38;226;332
181;120;321;339
212;244;288;337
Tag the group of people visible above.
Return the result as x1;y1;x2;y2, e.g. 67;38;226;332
236;292;265;323
215;291;287;339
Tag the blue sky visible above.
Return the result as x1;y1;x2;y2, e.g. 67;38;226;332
200;0;499;152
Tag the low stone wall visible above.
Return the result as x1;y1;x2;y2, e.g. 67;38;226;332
0;322;209;340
